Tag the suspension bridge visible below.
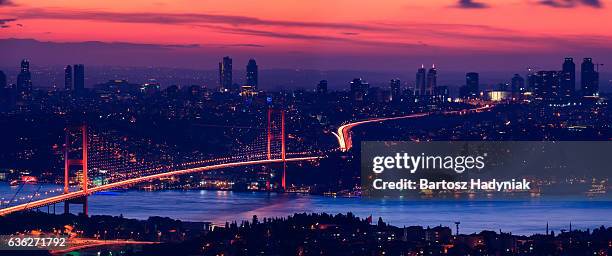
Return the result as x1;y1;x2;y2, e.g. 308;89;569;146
0;105;492;216
0;109;321;216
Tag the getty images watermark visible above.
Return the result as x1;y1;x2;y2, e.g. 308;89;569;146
361;141;611;199
370;152;530;192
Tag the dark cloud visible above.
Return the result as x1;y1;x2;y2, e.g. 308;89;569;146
0;18;16;27
455;0;489;8
0;0;15;6
12;8;392;32
0;18;16;23
537;0;603;8
228;44;265;48
211;25;427;48
73;40;200;49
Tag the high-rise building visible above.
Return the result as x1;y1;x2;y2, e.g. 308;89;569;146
467;72;480;97
432;86;449;103
316;80;328;94
0;70;6;88
415;65;426;96
73;64;85;94
390;79;401;101
580;57;599;96
511;74;525;93
531;71;560;100
16;59;32;90
350;78;369;101
64;65;73;90
219;56;233;91
246;59;258;89
560;57;575;98
426;65;437;95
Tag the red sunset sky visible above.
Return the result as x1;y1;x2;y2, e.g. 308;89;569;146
1;0;611;71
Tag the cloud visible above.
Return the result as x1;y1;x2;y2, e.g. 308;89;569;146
455;0;489;8
209;25;427;48
0;18;16;23
537;0;603;8
227;44;265;48
0;18;16;28
11;8;392;32
0;0;15;6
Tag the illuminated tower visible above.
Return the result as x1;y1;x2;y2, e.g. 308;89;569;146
246;58;258;89
560;57;575;98
511;74;525;93
64;65;73;91
426;64;437;95
581;57;599;96
16;59;32;91
415;64;426;95
219;56;233;91
73;64;85;94
390;78;401;101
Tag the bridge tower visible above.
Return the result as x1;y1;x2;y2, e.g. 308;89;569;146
63;124;88;215
266;108;286;190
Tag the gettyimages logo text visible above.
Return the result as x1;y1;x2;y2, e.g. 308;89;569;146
371;152;486;174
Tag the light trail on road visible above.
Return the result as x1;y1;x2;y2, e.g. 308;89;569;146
333;105;492;151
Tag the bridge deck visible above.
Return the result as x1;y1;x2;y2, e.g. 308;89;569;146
0;157;320;216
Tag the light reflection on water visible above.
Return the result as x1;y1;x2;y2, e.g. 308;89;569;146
2;183;610;235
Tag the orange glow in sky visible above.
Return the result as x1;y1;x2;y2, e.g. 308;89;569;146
1;0;611;70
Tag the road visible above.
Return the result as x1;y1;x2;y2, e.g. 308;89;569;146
333;105;492;151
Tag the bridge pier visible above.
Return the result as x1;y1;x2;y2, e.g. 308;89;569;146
64;196;88;215
63;124;89;216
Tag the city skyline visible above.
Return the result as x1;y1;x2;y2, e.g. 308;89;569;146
1;56;607;94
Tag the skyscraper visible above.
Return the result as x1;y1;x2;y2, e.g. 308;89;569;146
16;59;32;90
511;74;525;93
246;59;258;89
219;56;233;91
426;65;437;95
460;72;479;98
532;71;560;101
390;78;401;101
433;86;449;103
350;78;369;101
415;65;426;96
0;70;6;88
64;65;73;91
580;58;599;96
73;64;85;94
316;80;328;94
465;72;480;97
560;57;575;98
